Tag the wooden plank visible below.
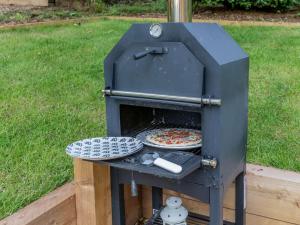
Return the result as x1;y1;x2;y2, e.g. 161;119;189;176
124;185;143;225
74;159;112;225
0;183;76;225
246;165;300;224
143;187;296;225
74;159;142;225
142;164;300;225
1;163;299;225
163;192;297;225
0;0;48;6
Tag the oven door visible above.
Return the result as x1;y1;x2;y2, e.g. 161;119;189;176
110;42;205;99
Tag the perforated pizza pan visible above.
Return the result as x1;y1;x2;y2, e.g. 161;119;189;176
66;137;143;160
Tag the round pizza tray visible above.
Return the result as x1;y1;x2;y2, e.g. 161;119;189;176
66;137;143;160
136;128;202;150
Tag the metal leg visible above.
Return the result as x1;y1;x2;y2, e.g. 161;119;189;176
111;168;125;225
235;172;246;225
152;186;163;212
209;186;224;225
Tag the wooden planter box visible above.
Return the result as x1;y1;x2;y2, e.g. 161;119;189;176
1;163;300;225
0;0;48;6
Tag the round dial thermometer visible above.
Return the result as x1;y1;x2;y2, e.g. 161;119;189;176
149;24;163;38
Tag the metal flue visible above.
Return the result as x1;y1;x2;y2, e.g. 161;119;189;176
168;0;192;22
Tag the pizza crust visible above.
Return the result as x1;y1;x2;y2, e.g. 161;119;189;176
146;128;202;147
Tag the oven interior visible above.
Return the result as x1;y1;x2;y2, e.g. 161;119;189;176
120;105;202;138
102;105;204;180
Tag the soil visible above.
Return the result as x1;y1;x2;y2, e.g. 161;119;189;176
137;8;300;23
192;8;300;23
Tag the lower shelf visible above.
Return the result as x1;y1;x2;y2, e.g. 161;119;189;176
145;209;234;225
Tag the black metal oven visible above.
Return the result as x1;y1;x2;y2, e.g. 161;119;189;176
99;21;249;225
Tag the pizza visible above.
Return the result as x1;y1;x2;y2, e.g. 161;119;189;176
146;128;202;147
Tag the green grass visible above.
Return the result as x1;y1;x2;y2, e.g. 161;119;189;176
0;19;299;219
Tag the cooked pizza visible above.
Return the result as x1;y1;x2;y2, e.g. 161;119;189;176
146;128;202;147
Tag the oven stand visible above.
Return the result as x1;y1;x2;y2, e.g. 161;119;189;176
235;172;246;225
209;186;224;225
110;168;245;225
152;186;163;211
111;168;125;225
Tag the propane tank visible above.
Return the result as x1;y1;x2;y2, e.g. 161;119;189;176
160;196;188;225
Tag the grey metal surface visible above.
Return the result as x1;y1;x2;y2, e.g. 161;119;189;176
235;171;246;224
103;22;249;225
168;0;192;22
102;89;221;106
110;42;205;99
96;147;203;180
111;168;125;225
66;137;143;160
116;168;211;203
152;187;163;211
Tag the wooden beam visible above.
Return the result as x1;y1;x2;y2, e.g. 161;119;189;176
124;185;143;225
1;163;299;225
246;164;300;224
143;187;297;225
74;159;142;225
0;183;76;225
74;159;112;225
0;0;48;6
142;164;300;225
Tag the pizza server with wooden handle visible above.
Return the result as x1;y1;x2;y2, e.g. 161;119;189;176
141;152;182;174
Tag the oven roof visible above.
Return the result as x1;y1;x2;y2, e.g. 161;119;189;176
104;23;248;67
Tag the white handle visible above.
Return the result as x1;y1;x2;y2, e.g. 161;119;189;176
153;158;182;174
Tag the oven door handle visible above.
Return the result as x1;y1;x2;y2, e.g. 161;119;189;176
102;89;221;106
133;47;168;60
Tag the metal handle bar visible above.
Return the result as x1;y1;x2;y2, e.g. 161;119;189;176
102;89;221;106
133;47;168;60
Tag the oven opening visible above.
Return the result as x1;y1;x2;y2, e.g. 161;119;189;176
120;105;202;154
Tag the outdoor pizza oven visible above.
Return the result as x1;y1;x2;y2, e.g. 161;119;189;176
99;1;249;224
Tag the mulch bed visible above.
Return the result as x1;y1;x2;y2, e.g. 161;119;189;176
193;8;300;23
0;4;299;26
137;8;300;23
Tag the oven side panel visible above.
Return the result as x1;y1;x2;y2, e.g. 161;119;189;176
181;27;223;188
219;57;249;188
182;24;249;189
105;98;121;136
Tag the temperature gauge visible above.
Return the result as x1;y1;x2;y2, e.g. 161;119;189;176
149;24;163;38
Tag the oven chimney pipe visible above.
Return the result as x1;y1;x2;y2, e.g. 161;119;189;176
168;0;192;22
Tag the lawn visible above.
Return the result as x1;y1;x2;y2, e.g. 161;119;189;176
0;19;299;219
